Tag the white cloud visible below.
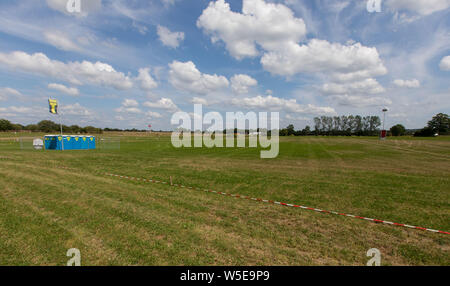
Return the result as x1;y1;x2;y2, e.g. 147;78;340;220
0;51;133;90
322;78;385;95
0;106;34;114
198;0;386;84
122;99;139;108
115;99;142;114
439;55;450;71
63;103;91;116
231;74;258;94
0;87;23;100
168;61;229;95
146;111;162;118
261;39;387;80
331;94;392;107
285;114;310;121
48;83;80;96
44;31;81;52
136;68;158;90
393;79;421;88
157;25;185;48
231;95;336;115
46;0;102;16
197;0;306;59
143;97;178;111
191;97;209;106
386;0;450;16
115;107;142;114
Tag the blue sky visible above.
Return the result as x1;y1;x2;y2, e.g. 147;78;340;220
0;0;449;130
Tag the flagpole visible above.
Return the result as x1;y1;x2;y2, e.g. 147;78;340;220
60;112;64;151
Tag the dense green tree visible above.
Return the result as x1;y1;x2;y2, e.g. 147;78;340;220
37;120;60;133
390;124;406;136
0;119;13;131
414;127;435;137
427;113;449;134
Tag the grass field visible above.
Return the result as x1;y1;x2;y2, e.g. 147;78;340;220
0;133;449;265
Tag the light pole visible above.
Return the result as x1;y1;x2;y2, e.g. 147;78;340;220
381;108;388;140
382;108;388;130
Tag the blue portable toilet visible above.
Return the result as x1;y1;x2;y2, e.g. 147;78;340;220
44;135;58;150
73;136;82;150
86;136;96;149
63;135;73;150
80;136;88;150
44;135;64;150
44;135;96;150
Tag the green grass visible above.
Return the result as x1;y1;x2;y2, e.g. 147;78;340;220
0;133;449;265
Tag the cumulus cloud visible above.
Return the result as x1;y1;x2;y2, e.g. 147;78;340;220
46;0;102;16
197;0;306;59
48;83;80;96
261;39;387;80
191;97;210;106
146;111;162;118
331;94;392;107
122;99;139;108
231;95;336;115
439;55;450;71
168;61;229;94
198;0;386;85
63;103;91;116
115;99;142;114
157;25;185;48
386;0;450;16
0;51;133;90
136;68;158;90
322;78;385;95
143;98;178;111
393;79;421;88
231;74;258;94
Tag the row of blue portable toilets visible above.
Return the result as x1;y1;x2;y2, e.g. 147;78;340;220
44;135;96;150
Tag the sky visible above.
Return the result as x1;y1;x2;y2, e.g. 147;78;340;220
0;0;449;130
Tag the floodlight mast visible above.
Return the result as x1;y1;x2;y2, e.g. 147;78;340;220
382;108;388;130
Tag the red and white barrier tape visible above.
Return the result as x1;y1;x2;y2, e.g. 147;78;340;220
55;165;449;235
101;171;450;235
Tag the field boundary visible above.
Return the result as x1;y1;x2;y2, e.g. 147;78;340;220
51;165;449;236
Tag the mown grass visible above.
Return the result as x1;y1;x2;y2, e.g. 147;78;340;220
0;133;449;265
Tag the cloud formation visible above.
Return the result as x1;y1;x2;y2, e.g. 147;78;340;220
231;74;258;94
168;61;229;95
393;79;421;88
197;0;306;60
48;83;80;96
440;55;450;71
157;25;185;48
0;51;133;90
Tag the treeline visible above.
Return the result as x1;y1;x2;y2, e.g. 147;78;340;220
414;113;449;137
312;115;381;136
0;119;104;134
0;119;161;134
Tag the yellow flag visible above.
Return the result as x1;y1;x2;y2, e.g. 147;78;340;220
49;99;58;114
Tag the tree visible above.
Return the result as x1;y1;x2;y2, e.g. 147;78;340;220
390;124;406;136
0;119;13;131
285;124;295;136
414;127;435;137
427;113;449;134
37;120;59;133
